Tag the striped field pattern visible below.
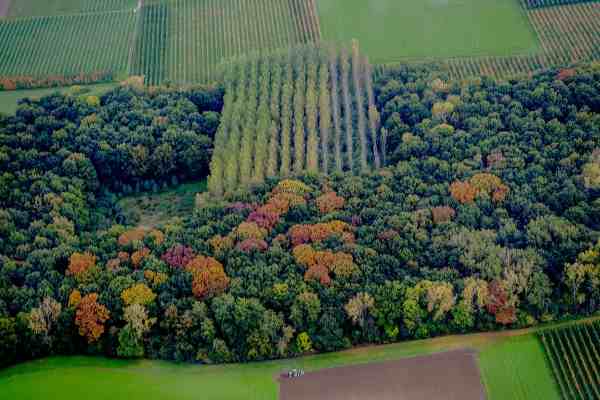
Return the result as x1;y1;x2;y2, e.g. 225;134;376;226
133;0;321;85
539;322;600;400
6;0;137;17
444;1;600;79
0;10;137;77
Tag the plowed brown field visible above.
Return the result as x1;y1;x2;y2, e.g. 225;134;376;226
279;349;486;400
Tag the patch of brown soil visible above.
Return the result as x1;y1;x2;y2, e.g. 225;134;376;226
0;0;9;17
279;349;486;400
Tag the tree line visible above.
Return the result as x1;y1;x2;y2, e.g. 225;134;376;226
0;63;599;368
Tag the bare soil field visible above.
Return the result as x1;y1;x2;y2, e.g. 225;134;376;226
0;0;9;17
279;349;486;400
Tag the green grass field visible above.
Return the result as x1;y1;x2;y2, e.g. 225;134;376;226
479;335;561;400
316;0;541;63
2;319;589;400
0;83;117;114
118;180;207;228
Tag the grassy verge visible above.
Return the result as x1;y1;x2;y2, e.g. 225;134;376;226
0;83;117;115
117;180;207;228
2;317;598;399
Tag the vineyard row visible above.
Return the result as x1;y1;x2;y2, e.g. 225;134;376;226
539;322;600;400
0;10;137;78
133;0;321;85
370;2;600;81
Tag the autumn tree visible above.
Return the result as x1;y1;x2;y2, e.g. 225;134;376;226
470;173;509;202
118;303;156;358
121;283;157;306
315;191;345;214
449;181;478;204
66;252;97;280
75;293;110;343
29;297;62;344
186;256;230;300
431;206;456;224
161;244;195;269
345;292;375;330
426;282;456;321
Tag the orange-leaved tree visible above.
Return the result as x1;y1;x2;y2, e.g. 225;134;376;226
185;256;230;300
75;293;110;343
66;252;97;280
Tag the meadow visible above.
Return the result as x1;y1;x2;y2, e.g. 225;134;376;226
0;83;116;114
2;319;593;400
316;0;540;63
118;180;208;228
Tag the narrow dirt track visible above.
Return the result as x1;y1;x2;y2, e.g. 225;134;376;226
0;0;9;17
279;349;486;400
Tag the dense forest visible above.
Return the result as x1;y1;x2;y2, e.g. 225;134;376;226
0;63;599;367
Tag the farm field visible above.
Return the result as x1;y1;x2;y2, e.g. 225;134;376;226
0;0;8;17
539;322;600;399
134;0;320;85
479;335;561;400
6;0;137;17
316;0;540;63
0;10;137;78
3;318;597;400
0;82;117;114
279;350;485;400
445;1;600;79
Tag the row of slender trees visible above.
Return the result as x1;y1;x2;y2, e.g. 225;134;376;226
208;42;382;196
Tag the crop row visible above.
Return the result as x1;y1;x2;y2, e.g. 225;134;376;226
0;10;137;78
133;0;321;85
445;2;600;79
539;322;600;400
208;43;381;196
524;0;596;9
